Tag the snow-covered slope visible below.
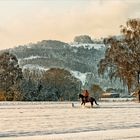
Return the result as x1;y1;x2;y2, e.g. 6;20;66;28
70;43;105;50
9;39;125;91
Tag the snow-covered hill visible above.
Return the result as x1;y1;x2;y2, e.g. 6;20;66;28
8;38;125;92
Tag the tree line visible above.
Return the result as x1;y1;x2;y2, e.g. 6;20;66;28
0;52;81;101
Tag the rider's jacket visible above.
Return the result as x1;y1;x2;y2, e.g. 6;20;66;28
83;90;89;97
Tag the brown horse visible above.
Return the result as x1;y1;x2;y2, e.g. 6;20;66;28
79;94;99;108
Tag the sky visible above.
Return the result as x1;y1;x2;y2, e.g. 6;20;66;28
0;0;140;50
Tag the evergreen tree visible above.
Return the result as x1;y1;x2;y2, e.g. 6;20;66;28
0;52;23;100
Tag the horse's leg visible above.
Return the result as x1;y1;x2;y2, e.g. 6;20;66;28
94;99;99;105
82;100;85;106
81;99;84;105
84;102;85;106
91;101;93;108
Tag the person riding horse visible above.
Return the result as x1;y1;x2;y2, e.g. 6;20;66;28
79;92;99;107
82;90;90;102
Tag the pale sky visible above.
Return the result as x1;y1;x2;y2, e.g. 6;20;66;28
0;0;140;50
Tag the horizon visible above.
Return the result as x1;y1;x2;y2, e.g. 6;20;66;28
0;0;140;50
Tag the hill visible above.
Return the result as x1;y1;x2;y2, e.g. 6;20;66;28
8;38;125;92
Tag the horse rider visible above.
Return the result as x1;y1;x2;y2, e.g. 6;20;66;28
83;90;90;101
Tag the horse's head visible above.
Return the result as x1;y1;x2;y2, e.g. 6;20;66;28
79;94;83;99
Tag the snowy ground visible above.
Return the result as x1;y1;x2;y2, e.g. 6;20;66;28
0;101;140;140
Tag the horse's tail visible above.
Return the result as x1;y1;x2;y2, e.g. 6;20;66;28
94;99;99;105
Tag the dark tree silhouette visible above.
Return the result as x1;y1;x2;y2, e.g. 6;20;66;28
0;52;23;100
42;68;81;101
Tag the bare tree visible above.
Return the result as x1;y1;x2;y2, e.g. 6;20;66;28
98;19;140;102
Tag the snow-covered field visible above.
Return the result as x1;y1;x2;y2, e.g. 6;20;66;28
0;101;140;140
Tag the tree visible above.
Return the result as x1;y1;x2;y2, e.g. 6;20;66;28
90;84;104;100
21;68;81;101
74;35;94;44
98;19;140;102
0;52;23;100
42;68;81;101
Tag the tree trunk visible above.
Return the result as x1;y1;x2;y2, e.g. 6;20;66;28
138;71;140;84
137;72;140;103
138;90;140;103
138;94;140;103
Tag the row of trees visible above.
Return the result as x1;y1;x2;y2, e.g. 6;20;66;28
0;52;81;101
0;51;104;101
21;68;81;101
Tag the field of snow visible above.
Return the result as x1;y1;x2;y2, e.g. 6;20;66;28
0;101;140;140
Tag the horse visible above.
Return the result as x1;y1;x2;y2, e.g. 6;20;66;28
79;94;99;108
